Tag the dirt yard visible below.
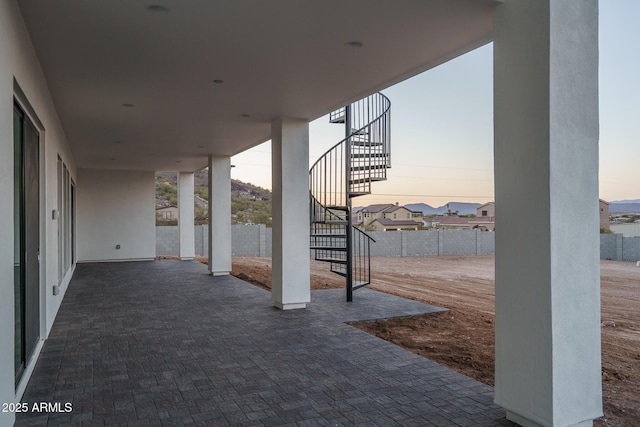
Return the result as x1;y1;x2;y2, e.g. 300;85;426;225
228;256;640;427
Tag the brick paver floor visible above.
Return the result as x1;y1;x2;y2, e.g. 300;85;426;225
16;260;511;426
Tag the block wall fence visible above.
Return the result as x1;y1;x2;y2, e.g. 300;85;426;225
157;225;640;261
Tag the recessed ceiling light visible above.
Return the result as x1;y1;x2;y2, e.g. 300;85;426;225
240;114;250;118
109;157;116;161
345;41;364;48
176;160;181;163
145;5;169;13
197;145;204;148
115;140;122;144
122;103;134;107
213;79;224;84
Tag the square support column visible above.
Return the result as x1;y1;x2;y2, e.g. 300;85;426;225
271;118;310;310
208;156;232;275
178;172;195;260
494;1;601;426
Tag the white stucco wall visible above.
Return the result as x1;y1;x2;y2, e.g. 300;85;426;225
0;0;78;422
77;169;155;262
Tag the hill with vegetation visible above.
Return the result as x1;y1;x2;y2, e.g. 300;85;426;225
155;171;272;226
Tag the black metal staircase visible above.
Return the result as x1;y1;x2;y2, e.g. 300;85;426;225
310;93;391;301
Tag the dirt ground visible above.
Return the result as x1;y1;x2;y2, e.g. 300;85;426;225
228;256;640;427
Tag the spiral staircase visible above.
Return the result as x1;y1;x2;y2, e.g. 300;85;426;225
309;93;391;301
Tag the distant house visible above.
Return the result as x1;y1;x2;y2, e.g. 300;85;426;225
369;218;421;232
467;217;495;231
600;199;610;230
156;205;178;220
473;199;607;231
382;205;417;221
425;214;495;231
357;203;420;227
195;195;208;209
430;215;473;230
357;203;394;226
477;202;495;218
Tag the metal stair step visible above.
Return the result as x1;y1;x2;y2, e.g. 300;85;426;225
311;246;347;251
312;220;348;225
351;153;389;158
316;257;347;264
350;141;383;147
351;164;389;172
310;233;347;237
329;108;346;124
352;281;370;290
349;177;386;185
323;205;348;211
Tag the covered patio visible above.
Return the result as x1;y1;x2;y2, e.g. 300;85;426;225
3;1;602;425
16;260;509;426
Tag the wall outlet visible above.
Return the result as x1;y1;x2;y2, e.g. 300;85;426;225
52;285;60;296
116;244;121;249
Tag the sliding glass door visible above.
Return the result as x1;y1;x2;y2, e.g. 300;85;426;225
14;102;40;385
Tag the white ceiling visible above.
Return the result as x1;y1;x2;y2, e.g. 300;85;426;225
18;0;495;172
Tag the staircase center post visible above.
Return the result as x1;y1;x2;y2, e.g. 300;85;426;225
344;104;353;302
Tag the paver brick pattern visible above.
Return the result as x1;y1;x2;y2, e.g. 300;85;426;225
16;260;510;426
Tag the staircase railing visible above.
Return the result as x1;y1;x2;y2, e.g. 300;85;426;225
310;92;391;301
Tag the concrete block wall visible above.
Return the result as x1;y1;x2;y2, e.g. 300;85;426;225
265;227;273;257
194;225;208;256
600;234;640;261
232;224;268;257
156;226;179;256
440;229;478;256
478;230;496;254
157;225;639;261
405;230;439;256
623;236;640;262
157;224;270;257
368;231;402;257
600;234;619;260
368;229;495;257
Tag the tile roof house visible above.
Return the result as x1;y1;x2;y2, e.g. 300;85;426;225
368;218;422;231
357;203;420;226
425;215;494;231
600;199;610;230
477;201;495;218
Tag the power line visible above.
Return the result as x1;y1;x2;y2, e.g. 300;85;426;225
394;163;493;172
390;174;493;182
369;193;494;199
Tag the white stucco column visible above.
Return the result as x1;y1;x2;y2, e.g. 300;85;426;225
494;1;601;426
208;155;231;275
178;172;195;260
271;118;310;310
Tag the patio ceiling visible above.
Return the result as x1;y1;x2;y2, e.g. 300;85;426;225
17;0;495;172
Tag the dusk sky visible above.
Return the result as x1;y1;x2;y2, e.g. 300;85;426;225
231;1;640;208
